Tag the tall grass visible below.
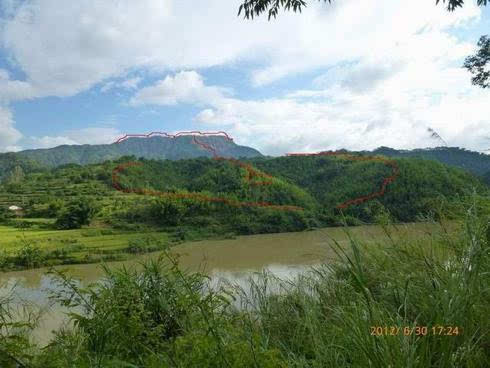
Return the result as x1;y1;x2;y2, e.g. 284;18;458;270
236;211;489;367
0;282;40;368
1;203;488;367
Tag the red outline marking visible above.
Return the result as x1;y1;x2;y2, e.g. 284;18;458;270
112;132;399;211
114;131;233;144
111;160;300;211
286;151;399;209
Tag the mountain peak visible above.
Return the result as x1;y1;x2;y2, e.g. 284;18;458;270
0;135;262;174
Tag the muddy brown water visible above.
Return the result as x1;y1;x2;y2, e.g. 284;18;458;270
0;223;440;345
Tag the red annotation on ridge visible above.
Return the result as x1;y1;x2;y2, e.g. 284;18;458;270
111;131;399;211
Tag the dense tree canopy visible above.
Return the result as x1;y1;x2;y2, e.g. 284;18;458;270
55;198;97;230
2;154;485;233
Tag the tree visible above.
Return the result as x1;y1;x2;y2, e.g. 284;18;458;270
150;198;186;226
437;0;488;11
6;165;25;184
55;198;97;230
463;35;490;89
238;0;488;20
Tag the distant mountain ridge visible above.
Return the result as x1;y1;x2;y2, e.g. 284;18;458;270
19;135;262;166
0;135;262;181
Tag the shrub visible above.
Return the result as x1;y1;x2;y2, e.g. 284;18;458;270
47;248;69;260
13;243;45;269
46;200;63;218
0;206;14;223
126;237;166;254
55;198;97;230
0;249;11;270
150;198;186;226
47;257;211;363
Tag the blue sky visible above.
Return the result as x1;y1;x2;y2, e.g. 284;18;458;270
0;0;489;155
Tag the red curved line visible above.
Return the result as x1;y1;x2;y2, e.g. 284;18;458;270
192;135;273;186
286;151;399;209
112;132;399;211
114;131;233;144
111;161;301;211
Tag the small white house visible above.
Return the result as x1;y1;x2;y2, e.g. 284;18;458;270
8;205;23;211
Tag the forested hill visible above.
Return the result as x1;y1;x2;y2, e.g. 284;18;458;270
0;136;262;180
368;146;490;178
1;154;487;231
1;142;489;185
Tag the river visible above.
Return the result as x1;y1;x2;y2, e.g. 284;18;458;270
0;223;438;345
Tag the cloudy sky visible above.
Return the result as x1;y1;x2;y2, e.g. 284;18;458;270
0;0;489;155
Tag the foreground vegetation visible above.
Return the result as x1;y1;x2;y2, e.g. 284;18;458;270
0;201;488;367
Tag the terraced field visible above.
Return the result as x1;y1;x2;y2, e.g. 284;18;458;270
0;217;175;266
0;221;166;252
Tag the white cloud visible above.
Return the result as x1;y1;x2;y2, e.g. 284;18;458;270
0;106;22;152
0;0;488;154
27;136;78;149
197;90;490;155
100;77;142;93
0;69;39;102
120;77;142;90
247;0;480;86
2;0;481;97
3;145;22;152
26;127;122;149
1;0;269;97
130;71;228;106
136;67;489;155
65;127;122;145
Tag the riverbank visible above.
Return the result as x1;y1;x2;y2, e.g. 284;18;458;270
0;217;241;271
1;222;442;284
0;217;455;272
1;222;452;347
1;210;487;367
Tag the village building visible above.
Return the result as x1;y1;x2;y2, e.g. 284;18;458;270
8;205;23;216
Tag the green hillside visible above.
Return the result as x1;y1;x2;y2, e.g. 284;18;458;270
1;154;485;227
370;146;490;177
2;141;488;187
249;155;487;222
0;152;48;182
483;170;490;185
0;153;487;271
0;136;262;181
17;135;263;167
